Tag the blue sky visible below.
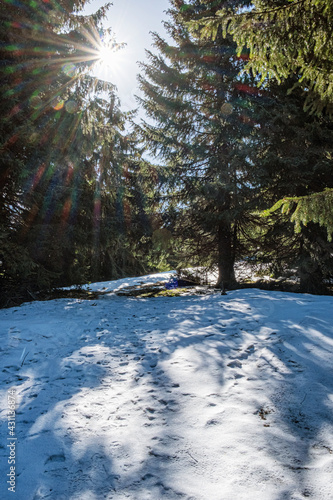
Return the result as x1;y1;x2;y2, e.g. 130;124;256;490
85;0;170;111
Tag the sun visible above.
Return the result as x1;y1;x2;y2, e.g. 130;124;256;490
98;46;115;67
91;39;131;90
95;39;126;70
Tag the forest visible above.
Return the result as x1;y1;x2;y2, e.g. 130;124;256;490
1;0;333;307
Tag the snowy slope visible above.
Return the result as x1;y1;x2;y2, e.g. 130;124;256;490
0;273;333;500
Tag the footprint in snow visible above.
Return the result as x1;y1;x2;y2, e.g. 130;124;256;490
9;327;20;333
288;359;304;372
227;359;242;369
44;453;66;465
206;418;221;426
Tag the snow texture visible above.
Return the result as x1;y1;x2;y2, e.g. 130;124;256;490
0;272;333;499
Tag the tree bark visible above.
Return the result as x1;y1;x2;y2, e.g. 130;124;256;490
216;220;236;289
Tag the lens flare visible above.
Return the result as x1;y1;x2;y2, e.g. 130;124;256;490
54;101;64;111
65;100;78;113
62;63;76;78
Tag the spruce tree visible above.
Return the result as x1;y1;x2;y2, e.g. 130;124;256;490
193;0;333;242
0;0;150;303
137;0;261;288
251;80;333;292
195;0;333;115
5;76;151;291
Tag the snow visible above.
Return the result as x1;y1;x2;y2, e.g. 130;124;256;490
1;273;333;500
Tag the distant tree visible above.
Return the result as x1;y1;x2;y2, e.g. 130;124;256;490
69;84;152;283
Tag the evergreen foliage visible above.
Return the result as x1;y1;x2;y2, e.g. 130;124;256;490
193;0;333;115
190;0;333;244
137;0;265;288
1;0;332;302
249;81;333;291
137;1;333;292
265;189;333;242
0;0;151;305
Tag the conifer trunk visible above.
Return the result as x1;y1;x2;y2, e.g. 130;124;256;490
298;233;325;294
216;221;236;290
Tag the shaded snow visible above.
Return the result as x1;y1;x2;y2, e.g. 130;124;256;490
0;274;333;499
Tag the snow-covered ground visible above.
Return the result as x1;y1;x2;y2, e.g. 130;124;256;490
1;272;333;500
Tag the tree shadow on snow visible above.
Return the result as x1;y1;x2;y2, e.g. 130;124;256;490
1;290;332;499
